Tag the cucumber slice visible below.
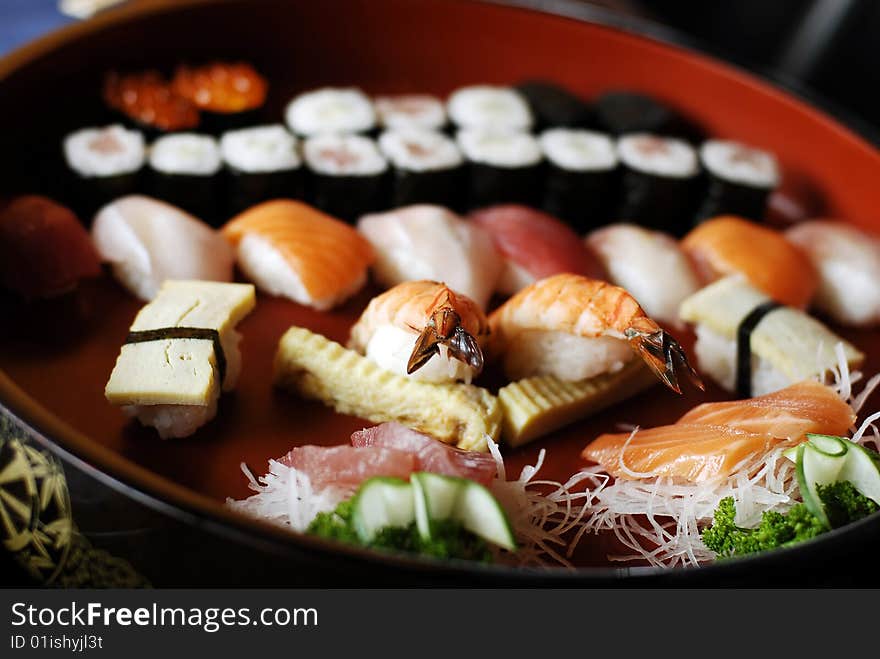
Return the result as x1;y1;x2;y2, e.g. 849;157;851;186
837;442;880;506
796;435;849;528
455;481;517;551
350;477;415;543
412;472;466;540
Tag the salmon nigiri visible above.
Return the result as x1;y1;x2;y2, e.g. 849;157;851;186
582;380;855;483
681;215;817;308
221;199;374;310
470;204;604;296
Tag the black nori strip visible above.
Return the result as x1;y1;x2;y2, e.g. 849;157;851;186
390;165;466;212
693;175;773;226
466;162;545;210
515;80;594;129
125;327;226;385
306;170;390;223
543;164;619;231
148;169;220;226
617;167;700;237
226;167;305;216
735;301;783;398
594;91;703;142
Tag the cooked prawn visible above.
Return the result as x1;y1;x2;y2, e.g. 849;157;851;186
488;273;702;393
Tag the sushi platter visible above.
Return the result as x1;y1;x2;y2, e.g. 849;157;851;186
2;0;880;586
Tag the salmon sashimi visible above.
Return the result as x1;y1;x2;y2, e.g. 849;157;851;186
676;380;855;438
351;422;497;485
582;380;855;483
0;196;100;300
469;204;604;295
348;280;489;383
221;199;374;310
278;445;416;491
681;215;818;308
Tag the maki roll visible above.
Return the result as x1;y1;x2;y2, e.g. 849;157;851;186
147;133;222;225
302;133;388;222
539;128;618;230
457;128;544;209
171;61;269;134
447;85;533;131
616;133;701;236
515;80;593;129
103;70;200;137
593;90;699;140
694;139;780;224
220;124;304;214
374;95;446;131
285;87;376;137
378;128;465;209
62;124;146;220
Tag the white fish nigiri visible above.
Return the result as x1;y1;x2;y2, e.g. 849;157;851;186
786;219;880;327
92;195;234;301
356;204;502;308
586;223;700;327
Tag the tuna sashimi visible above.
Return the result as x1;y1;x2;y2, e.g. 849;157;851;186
582;380;854;483
357;204;502;309
677;380;855;439
278;445;416;491
470;204;604;295
351;422;497;485
0;196;100;300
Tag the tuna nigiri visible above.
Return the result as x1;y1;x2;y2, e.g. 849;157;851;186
92;195;235;301
0;195;100;300
681;215;818;308
785;219;880;327
470;204;604;295
586;223;700;326
356;204;502;309
582;380;855;483
222;199;374;310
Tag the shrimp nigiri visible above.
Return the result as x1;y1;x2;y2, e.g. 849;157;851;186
682;215;817;308
348;280;489;383
488;273;702;393
469;204;604;295
221;199;374;310
582;380;855;483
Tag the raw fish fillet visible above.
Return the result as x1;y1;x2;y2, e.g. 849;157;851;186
357;204;502;309
278;445;416;491
222;199;373;310
470;204;603;295
92;195;234;301
582;380;854;483
351;422;497;485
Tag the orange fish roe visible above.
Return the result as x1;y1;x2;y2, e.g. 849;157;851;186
103;70;200;132
171;62;268;114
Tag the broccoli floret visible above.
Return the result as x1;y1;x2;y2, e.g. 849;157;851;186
306;499;359;544
702;482;878;559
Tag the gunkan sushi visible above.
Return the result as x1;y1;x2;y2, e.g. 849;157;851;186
378;128;465;209
171;61;268;134
91;195;235;301
678;276;864;397
615;133;701;236
356;204;502;309
539;128;618;230
221;199;374;310
457;128;544;208
302;133;389;222
147;132;222;225
447;85;533;131
102;70;200;136
220;124;304;214
104;279;256;438
694;139;780;224
62;124;146;219
374;95;446;131
785;219;880;327
284;87;376;137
